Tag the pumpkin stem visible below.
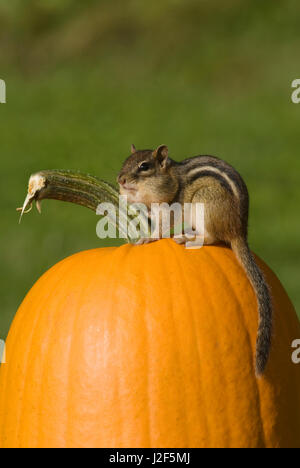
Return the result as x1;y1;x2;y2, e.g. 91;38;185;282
17;170;150;243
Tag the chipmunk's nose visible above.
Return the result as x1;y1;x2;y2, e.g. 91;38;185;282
117;174;126;186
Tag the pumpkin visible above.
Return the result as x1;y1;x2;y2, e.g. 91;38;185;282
0;239;299;448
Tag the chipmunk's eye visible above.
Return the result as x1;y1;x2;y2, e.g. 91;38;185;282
138;162;150;172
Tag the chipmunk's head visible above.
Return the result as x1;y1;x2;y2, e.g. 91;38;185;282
117;144;178;206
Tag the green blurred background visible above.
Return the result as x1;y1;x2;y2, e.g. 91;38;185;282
0;0;299;338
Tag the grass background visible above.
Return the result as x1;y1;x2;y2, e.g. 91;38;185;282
0;0;300;338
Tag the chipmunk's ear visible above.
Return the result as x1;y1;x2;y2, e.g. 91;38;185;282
153;145;169;167
131;144;137;154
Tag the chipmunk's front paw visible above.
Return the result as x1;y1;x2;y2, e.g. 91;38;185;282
134;237;157;246
172;235;188;245
172;231;204;248
172;232;196;245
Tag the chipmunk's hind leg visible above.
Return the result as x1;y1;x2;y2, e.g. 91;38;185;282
188;177;242;246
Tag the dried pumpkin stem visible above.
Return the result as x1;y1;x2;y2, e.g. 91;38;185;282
17;169;119;214
17;170;150;243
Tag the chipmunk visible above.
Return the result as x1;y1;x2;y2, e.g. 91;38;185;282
117;144;272;376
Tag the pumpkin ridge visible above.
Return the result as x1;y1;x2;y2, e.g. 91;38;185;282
104;248;125;448
120;245;152;448
142;244;165;447
160;243;190;447
47;265;87;448
15;266;67;447
198;247;232;447
42;259;83;448
58;260;87;448
97;252;119;448
99;247;128;448
169;241;206;448
54;251;103;447
115;244;140;448
138;250;152;448
0;295;24;444
168;241;212;447
17;267;65;447
207;247;266;447
37;267;74;448
3;295;35;447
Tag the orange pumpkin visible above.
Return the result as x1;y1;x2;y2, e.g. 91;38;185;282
0;239;299;448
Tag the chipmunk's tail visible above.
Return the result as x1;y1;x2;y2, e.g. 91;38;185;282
231;236;272;376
